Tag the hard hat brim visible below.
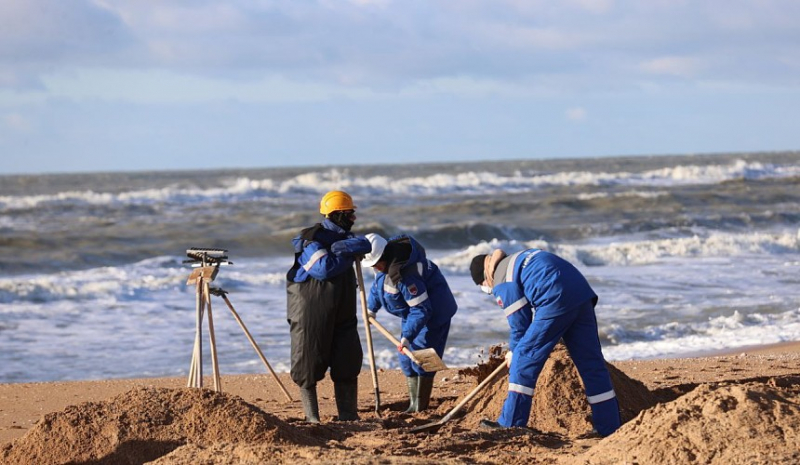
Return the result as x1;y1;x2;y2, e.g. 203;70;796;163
361;253;382;268
361;233;387;267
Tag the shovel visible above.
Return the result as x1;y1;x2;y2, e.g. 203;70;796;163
355;261;382;416
368;317;448;372
410;361;508;434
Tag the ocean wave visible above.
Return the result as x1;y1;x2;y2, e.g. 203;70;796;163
3;159;798;211
557;229;800;267
576;190;669;201
602;308;800;360
437;228;800;270
0;257;186;305
0;255;289;304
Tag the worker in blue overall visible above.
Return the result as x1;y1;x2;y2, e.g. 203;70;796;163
469;248;621;436
362;233;458;412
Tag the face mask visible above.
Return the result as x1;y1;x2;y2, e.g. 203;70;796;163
480;285;493;295
329;211;355;232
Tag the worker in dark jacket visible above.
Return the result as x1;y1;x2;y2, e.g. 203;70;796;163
286;190;371;423
362;233;458;412
469;248;621;436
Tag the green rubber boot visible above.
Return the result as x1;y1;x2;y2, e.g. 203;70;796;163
404;376;420;413
334;380;359;421
417;376;435;412
300;386;320;424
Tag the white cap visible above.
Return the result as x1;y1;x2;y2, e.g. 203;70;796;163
361;233;388;267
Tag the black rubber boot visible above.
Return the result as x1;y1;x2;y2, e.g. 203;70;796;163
479;419;506;431
300;386;320;424
417;376;435;412
404;376;420;413
334;380;359;421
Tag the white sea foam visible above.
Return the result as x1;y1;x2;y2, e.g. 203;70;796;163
576;190;668;200
0;258;180;303
435;228;800;270
2;159;798;211
603;308;800;360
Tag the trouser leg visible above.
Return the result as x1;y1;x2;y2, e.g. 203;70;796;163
330;314;363;383
398;353;415;377
498;315;572;427
407;322;451;377
562;300;621;437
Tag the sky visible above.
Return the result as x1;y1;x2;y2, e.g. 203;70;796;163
1;0;800;175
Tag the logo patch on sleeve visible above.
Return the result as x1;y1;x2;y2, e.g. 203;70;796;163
407;284;418;296
496;296;504;307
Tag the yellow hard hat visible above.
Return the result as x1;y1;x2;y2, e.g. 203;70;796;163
319;190;356;215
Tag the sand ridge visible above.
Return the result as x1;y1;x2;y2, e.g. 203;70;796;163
1;387;321;464
2;343;800;464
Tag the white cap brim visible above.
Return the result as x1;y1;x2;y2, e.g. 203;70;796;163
361;233;387;267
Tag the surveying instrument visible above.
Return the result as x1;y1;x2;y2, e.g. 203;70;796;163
184;247;292;401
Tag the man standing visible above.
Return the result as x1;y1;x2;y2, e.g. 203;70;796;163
286;190;371;423
469;248;621;436
361;233;458;412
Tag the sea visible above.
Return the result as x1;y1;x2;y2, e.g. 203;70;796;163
2;151;800;384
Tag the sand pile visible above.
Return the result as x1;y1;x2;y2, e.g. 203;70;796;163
459;344;656;436
0;386;320;465
579;377;800;465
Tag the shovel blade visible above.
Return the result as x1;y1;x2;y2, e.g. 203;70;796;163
411;348;448;372
410;419;444;434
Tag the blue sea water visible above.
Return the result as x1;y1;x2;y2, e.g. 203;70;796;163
1;152;799;383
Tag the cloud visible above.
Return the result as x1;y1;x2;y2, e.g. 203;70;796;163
565;107;587;122
640;56;701;78
0;0;135;90
1;0;800;97
567;0;615;14
2;113;31;131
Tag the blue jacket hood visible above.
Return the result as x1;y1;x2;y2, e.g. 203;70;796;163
388;234;427;269
292;219;349;253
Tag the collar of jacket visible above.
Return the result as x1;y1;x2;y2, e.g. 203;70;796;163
492;256;511;285
322;218;352;237
492;251;526;286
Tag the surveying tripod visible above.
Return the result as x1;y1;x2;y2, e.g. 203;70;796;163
184;247;292;401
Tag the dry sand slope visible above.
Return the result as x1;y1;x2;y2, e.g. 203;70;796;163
2;343;800;464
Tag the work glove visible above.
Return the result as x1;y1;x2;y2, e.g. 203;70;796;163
397;337;411;353
505;350;513;368
331;236;371;256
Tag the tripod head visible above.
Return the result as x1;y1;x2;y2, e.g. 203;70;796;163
183;247;233;267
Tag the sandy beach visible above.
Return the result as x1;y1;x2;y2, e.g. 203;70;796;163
2;341;800;464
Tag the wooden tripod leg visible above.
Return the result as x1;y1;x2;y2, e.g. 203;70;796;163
205;281;222;392
189;278;205;388
219;294;293;402
188;282;200;387
188;312;197;387
187;350;196;387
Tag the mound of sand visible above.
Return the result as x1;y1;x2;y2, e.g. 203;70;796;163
580;377;800;464
0;386;320;465
459;344;657;436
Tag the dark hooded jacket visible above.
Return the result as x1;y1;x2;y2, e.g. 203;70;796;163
285;219;363;388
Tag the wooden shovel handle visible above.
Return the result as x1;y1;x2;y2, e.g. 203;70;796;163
442;362;508;423
368;316;423;366
355;261;381;412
